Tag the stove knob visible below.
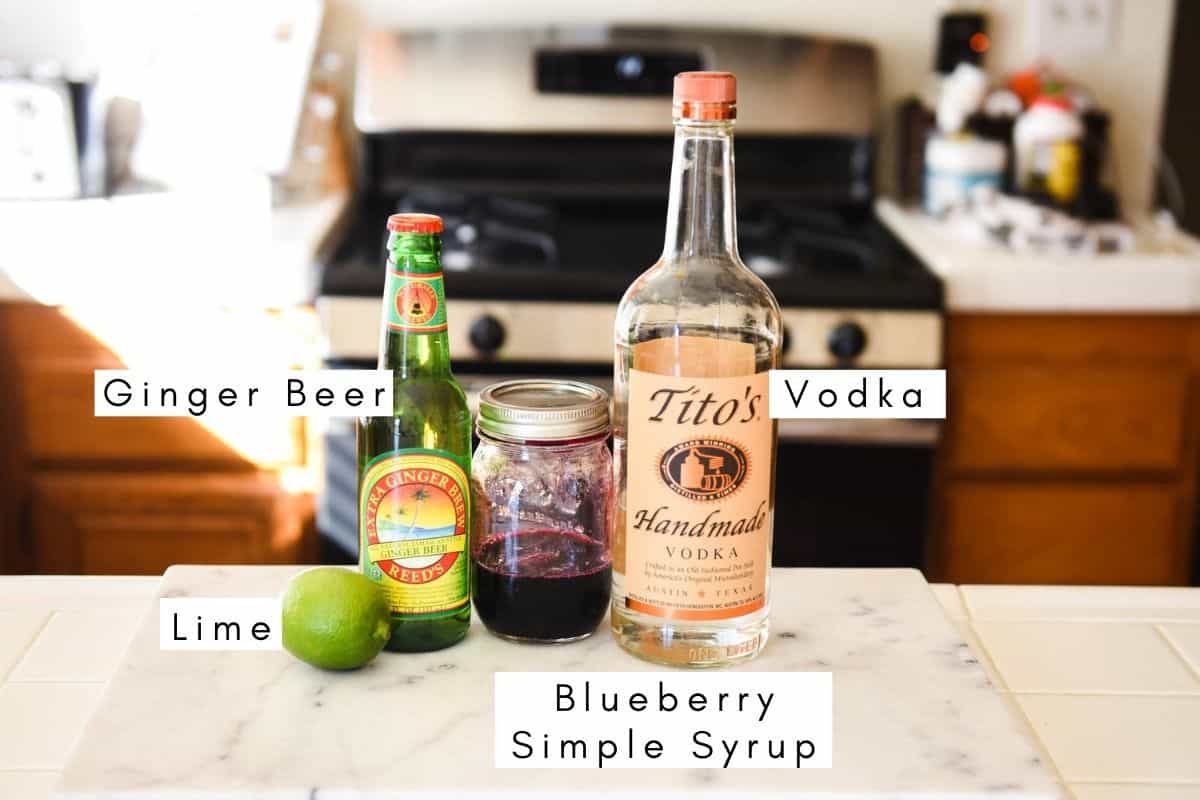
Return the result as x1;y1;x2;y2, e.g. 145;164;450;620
827;321;867;362
469;314;506;355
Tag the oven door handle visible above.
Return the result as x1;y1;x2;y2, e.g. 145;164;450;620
777;418;941;447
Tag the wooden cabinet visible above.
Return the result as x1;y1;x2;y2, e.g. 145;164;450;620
0;304;316;575
933;314;1200;586
944;365;1188;474
939;481;1182;584
31;472;310;575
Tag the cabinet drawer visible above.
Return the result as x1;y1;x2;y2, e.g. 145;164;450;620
20;361;303;467
31;472;312;574
947;314;1197;365
944;365;1188;473
938;482;1182;585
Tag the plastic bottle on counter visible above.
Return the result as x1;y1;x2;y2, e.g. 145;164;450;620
923;134;1006;214
1013;95;1083;206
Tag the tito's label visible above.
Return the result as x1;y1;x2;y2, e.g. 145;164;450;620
360;450;469;618
623;337;773;622
385;269;447;333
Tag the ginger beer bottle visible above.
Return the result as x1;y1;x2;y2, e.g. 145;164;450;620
612;73;781;667
358;213;471;652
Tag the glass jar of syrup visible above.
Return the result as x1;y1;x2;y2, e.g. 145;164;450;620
471;380;612;642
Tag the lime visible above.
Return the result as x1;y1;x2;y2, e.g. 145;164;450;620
281;567;392;670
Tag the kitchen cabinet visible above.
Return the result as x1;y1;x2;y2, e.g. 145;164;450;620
30;472;311;575
0;303;315;575
933;314;1200;585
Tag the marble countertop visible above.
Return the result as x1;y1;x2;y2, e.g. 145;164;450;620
877;199;1200;313
1;571;1198;799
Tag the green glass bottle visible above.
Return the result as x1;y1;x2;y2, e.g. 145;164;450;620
358;213;471;652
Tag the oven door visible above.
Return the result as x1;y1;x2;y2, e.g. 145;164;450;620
317;375;939;571
772;419;938;570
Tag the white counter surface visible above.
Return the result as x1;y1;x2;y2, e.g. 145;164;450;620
0;188;346;308
1;571;1199;798
877;199;1200;313
54;567;1059;798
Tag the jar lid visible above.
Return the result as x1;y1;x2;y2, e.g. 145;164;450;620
477;380;610;443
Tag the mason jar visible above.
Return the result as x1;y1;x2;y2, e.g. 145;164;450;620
470;380;612;642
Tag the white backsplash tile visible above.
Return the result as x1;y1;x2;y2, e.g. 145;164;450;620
961;586;1200;622
0;684;105;770
0;611;51;681
1070;784;1200;799
0;770;60;800
972;621;1200;694
0;578;158;613
1158;623;1200;679
9;610;144;683
1018;694;1200;783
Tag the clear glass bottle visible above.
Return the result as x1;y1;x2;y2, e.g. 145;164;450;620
612;72;781;667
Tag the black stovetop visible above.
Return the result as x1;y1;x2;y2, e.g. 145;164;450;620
319;130;941;310
320;191;942;311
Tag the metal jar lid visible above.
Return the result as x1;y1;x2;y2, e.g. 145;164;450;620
477;380;610;443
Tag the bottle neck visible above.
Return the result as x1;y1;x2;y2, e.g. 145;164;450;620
382;232;451;379
662;118;739;263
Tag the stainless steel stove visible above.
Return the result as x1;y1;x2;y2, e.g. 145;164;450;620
315;26;945;568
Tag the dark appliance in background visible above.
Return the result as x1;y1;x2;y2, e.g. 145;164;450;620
934;10;989;75
315;28;944;571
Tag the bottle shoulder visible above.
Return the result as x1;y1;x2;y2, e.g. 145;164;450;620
615;257;782;345
393;374;469;399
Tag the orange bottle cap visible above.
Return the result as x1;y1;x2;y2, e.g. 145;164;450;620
387;213;444;234
673;71;736;104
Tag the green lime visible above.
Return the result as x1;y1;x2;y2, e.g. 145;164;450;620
281;567;392;671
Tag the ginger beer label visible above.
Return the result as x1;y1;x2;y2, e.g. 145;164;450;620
623;337;773;621
360;450;469;618
385;270;447;333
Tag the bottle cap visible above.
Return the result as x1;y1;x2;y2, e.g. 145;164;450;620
387;213;444;233
477;380;610;443
673;72;736;121
1031;94;1073;111
674;71;736;103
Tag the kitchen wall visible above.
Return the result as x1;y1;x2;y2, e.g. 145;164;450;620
3;0;1176;216
320;0;1175;218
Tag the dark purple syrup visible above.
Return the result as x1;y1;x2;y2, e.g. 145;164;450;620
472;528;611;641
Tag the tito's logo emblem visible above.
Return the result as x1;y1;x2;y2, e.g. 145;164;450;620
396;282;438;326
659;439;749;501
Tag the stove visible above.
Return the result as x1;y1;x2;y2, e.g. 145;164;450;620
315;26;944;568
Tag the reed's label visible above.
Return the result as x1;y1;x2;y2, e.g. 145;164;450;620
622;337;774;621
385;270;447;333
360;450;469;617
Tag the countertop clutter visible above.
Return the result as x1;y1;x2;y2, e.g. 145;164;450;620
0;570;1198;798
877;199;1200;312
